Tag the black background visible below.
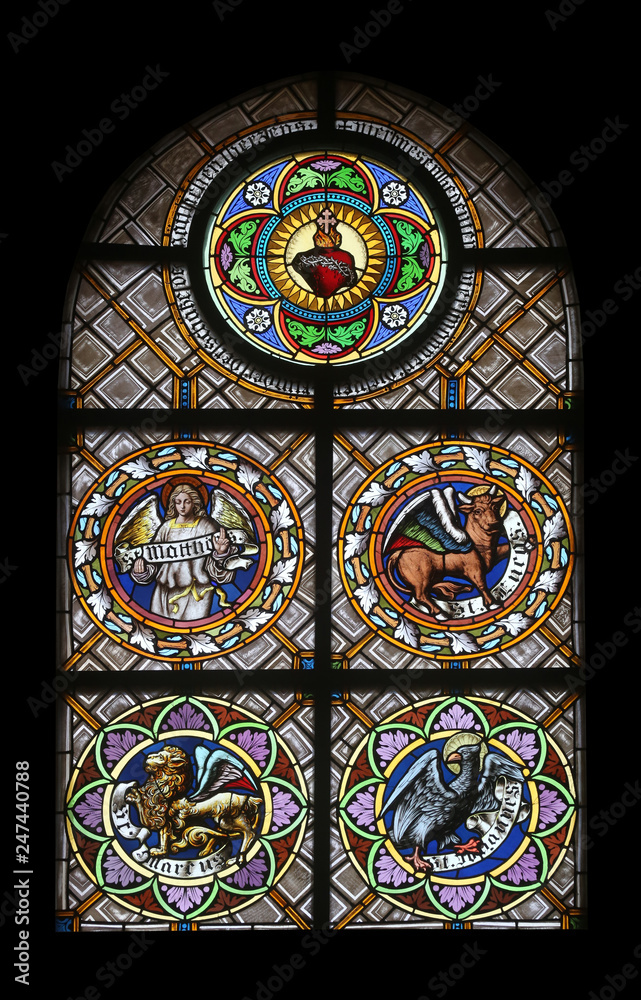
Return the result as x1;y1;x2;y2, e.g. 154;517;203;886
1;0;637;996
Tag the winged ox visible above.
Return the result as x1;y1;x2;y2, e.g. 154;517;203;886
384;484;510;617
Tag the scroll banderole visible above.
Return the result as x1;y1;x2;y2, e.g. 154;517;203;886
111;781;151;844
133;533;216;565
423;778;523;872
145;854;224;876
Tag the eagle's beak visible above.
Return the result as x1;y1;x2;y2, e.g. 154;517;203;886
446;751;462;763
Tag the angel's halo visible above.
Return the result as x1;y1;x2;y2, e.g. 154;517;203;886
160;475;209;511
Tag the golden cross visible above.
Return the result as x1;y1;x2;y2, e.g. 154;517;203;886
317;207;337;233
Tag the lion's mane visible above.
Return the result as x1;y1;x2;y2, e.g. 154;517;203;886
129;746;193;830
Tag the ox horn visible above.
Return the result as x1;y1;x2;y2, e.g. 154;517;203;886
457;491;471;504
489;484;497;496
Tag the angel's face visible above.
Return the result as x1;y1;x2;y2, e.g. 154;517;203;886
174;492;195;521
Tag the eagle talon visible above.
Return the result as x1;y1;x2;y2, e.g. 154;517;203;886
454;837;481;855
410;846;432;871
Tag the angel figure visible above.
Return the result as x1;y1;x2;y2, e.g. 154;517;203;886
113;480;258;621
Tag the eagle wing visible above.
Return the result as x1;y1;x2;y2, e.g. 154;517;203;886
385;486;471;555
471;752;526;814
380;749;451;847
189;746;257;802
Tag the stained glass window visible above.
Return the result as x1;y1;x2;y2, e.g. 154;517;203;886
56;73;585;932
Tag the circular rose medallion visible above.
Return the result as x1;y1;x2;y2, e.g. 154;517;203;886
338;696;576;922
66;697;308;922
204;152;445;366
338;441;573;660
164;122;481;402
69;442;304;661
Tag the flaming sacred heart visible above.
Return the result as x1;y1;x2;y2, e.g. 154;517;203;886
291;207;358;298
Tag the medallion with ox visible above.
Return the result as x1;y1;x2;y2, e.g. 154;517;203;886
338;441;573;660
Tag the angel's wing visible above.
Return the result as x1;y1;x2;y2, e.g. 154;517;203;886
471;752;525;814
114;494;162;548
113;495;162;571
189;746;257;802
210;489;256;542
385;486;471;555
380;749;449;845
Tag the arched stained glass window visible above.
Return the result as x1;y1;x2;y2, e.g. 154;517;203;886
56;74;585;931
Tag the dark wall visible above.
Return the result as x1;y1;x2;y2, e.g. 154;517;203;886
2;1;634;996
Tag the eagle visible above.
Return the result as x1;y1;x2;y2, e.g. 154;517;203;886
380;739;527;871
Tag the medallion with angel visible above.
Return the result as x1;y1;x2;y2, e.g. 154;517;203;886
69;441;305;661
113;477;259;622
